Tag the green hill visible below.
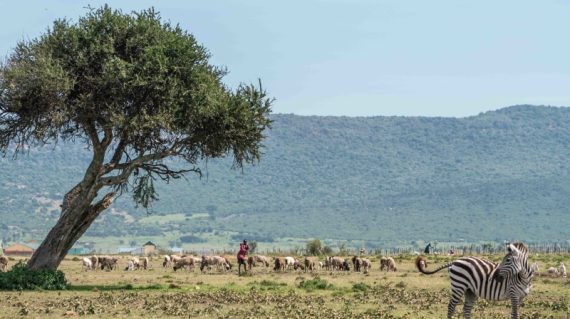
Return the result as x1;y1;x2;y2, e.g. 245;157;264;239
1;105;570;247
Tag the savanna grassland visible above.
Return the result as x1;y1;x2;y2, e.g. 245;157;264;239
0;253;569;319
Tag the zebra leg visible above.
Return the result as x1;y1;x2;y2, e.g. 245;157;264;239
447;287;464;319
462;290;477;319
510;295;519;319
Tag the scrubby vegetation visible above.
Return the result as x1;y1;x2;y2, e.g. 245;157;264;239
0;253;568;318
2;105;570;246
0;263;67;291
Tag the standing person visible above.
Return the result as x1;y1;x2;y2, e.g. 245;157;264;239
424;243;432;254
237;239;249;275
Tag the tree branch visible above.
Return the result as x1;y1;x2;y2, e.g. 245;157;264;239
140;163;201;181
98;151;174;186
83;122;101;149
101;126;113;148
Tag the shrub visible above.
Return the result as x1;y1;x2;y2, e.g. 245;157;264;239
306;239;323;255
298;277;333;291
259;280;287;288
352;282;370;292
248;280;287;291
0;262;67;290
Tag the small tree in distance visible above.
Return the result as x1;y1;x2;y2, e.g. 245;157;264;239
249;241;258;254
0;6;273;270
306;239;323;256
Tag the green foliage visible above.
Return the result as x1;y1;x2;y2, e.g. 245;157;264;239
322;246;333;255
3;106;570;245
0;262;67;290
0;5;272;269
0;4;272;200
352;282;370;292
249;241;258;253
248;280;287;291
306;239;323;255
298;277;333;291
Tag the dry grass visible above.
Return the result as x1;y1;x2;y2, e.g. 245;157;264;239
0;254;568;318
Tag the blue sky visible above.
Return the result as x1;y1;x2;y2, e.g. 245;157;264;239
1;0;569;117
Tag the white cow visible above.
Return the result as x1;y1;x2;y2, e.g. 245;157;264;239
284;256;296;270
82;257;93;271
162;255;171;267
126;260;136;271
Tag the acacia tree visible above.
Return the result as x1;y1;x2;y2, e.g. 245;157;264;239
0;6;272;270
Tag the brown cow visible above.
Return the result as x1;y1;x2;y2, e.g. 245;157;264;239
273;257;285;271
200;255;230;272
352;256;363;272
173;256;196;271
249;255;270;269
380;256;397;271
304;257;318;272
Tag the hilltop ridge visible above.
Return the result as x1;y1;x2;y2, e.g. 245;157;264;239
1;105;569;247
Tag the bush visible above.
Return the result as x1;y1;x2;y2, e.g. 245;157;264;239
306;239;323;255
0;262;68;290
248;280;287;291
352;282;370;292
298;277;333;291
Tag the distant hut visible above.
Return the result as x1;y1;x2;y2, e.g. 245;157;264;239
4;243;37;256
143;241;157;256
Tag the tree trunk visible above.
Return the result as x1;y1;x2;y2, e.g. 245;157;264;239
27;191;114;270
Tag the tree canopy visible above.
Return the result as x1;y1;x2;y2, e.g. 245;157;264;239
0;6;272;269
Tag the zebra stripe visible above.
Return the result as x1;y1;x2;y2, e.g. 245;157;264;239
416;242;533;319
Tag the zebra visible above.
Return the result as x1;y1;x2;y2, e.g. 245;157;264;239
415;242;534;319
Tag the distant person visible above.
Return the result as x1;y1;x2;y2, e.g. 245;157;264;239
424;243;432;254
237;239;249;275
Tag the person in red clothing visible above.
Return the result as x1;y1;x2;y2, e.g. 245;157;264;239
237;239;249;275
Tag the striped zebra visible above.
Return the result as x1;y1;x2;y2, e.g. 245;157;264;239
416;242;534;319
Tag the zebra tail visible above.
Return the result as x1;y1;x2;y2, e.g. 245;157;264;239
415;256;453;275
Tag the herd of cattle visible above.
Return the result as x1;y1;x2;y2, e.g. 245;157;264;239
0;254;566;278
76;253;567;278
0;255;567;277
78;254;399;273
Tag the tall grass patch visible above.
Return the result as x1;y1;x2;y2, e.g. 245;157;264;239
298;277;333;291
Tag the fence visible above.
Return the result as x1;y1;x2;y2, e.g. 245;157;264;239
89;241;570;257
375;242;570;256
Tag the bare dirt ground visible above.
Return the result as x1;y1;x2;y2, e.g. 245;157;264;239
0;254;568;318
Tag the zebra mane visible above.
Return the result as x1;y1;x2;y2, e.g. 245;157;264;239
510;242;528;254
511;242;534;280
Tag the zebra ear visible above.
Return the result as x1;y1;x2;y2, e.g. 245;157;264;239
507;244;520;256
